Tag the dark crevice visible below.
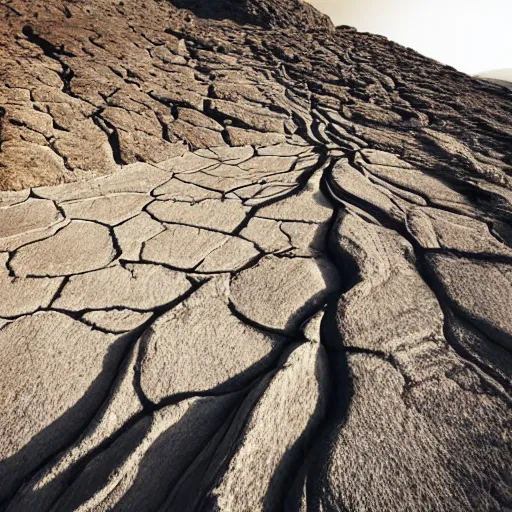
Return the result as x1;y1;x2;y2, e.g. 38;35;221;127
327;155;511;398
156;394;247;511
91;110;126;165
227;300;301;340
47;276;70;307
420;263;512;396
60;63;75;96
22;25;79;105
163;372;283;511
281;156;352;511
0;2;21;15
147;90;197;112
157;114;172;142
231;148;329;236
22;25;75;58
88;35;106;50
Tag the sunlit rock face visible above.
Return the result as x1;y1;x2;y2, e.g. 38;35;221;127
0;0;511;510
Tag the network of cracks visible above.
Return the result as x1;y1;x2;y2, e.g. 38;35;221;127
0;0;511;510
1;138;511;511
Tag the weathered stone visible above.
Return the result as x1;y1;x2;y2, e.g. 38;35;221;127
235;181;299;205
361;148;414;167
226;127;287;147
177;166;253;193
0;274;63;318
239;217;291;253
422;129;508;185
142;224;227;270
230;255;340;332
306;352;511;511
83;310;153;333
0;199;62;239
0;217;71;253
257;174;332;223
194;148;218;159
445;313;512;389
360;159;472;212
476;181;512;214
294;153;320;172
238;155;296;174
34;163;172;202
196;237;260;273
154;151;217;174
153;177;222;201
185;341;328;511
54;263;191;312
171;119;225;148
330;159;405;223
407;207;512;255
297;210;512;510
114;212;166;261
281;221;328;256
0;252;8;275
257;143;312;157
209;99;286;133
0;190;30;208
210;145;255;165
0;312;124;501
140;278;283;403
427;254;512;350
48;395;240;512
0;141;67;191
333;212;444;354
365;170;429;206
177;109;224;132
61;193;151;225
303;308;325;343
147;198;248;232
8;341;144;511
10;221;115;277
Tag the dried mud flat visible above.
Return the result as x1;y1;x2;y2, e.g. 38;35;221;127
0;0;511;510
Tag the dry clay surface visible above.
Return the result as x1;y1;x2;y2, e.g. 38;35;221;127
0;0;512;510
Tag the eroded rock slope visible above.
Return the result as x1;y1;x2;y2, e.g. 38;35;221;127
0;0;511;510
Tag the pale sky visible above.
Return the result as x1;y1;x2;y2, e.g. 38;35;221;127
306;0;512;76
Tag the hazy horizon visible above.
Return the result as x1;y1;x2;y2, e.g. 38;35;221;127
477;68;512;81
306;0;511;76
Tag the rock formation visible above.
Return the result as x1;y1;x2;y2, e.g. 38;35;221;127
0;0;511;510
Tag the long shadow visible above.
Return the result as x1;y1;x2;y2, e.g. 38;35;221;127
5;291;309;511
260;161;356;511
49;393;244;512
0;321;135;508
261;341;343;512
279;168;356;512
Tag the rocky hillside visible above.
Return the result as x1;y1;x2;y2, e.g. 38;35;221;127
0;0;511;511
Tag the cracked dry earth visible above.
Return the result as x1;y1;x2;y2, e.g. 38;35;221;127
0;0;511;511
